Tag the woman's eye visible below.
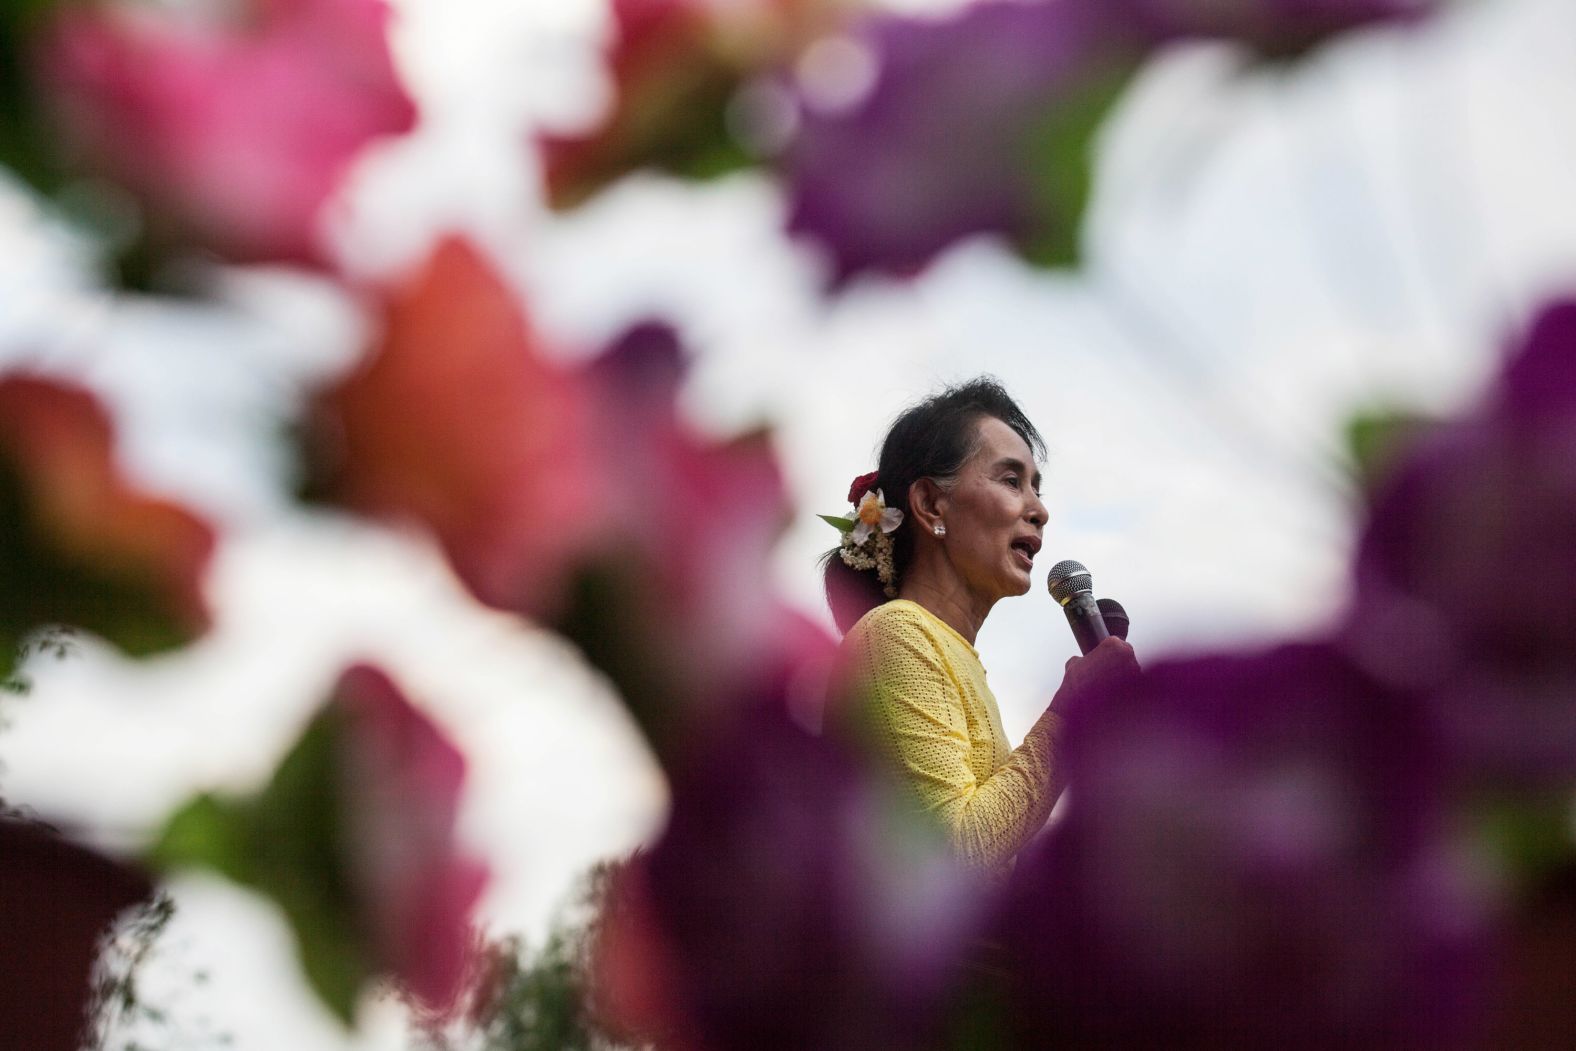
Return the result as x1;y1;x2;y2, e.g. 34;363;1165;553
1003;475;1020;488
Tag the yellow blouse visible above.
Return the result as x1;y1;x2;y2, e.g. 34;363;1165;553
839;599;1066;872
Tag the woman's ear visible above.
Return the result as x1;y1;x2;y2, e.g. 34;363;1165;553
909;477;948;535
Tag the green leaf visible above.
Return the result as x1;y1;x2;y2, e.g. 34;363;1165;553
1020;64;1138;269
150;795;250;882
1345;406;1433;492
818;514;856;533
148;707;373;1026
1471;794;1576;889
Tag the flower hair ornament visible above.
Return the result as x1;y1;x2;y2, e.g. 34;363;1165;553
821;472;904;598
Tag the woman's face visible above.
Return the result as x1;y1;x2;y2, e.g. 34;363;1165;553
937;416;1048;603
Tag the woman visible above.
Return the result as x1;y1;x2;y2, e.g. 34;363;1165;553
825;379;1137;873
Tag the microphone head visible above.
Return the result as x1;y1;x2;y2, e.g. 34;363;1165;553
1096;597;1129;640
1047;560;1093;605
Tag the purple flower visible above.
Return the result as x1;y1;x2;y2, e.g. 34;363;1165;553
784;0;1142;284
1350;301;1576;788
1114;0;1437;58
783;0;1441;284
1000;644;1489;1046
595;690;986;1051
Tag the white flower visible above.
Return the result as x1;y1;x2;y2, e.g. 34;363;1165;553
851;489;904;543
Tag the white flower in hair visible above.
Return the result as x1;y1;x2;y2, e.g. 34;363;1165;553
851;489;903;543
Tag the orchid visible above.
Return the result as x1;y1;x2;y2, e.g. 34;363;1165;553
1001;643;1491;1046
784;0;1142;283
594;692;985;1051
1348;300;1576;791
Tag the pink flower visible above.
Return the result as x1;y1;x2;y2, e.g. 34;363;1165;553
557;323;813;751
0;375;215;677
334;664;490;1012
38;0;416;267
300;237;597;619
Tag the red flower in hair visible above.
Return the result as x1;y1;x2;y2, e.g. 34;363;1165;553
846;471;880;505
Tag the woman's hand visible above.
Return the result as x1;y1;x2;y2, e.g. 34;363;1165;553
1051;635;1140;715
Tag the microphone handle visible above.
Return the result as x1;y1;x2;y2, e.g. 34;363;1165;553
1062;592;1110;654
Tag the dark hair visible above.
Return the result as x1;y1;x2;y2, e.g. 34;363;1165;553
821;377;1046;634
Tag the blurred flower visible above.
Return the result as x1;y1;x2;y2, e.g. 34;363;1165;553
595;692;985;1051
555;322;810;751
153;663;488;1021
0;375;215;680
1001;643;1490;1046
301;257;808;754
0;819;154;1051
35;0;415;269
1350;300;1576;789
784;0;1142;284
300;236;596;620
335;664;490;1011
541;0;844;208
1112;0;1439;59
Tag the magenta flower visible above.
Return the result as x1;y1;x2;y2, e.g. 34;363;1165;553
1350;301;1576;788
595;690;986;1050
333;664;490;1012
555;322;807;748
1000;644;1489;1046
1113;0;1438;58
0;375;215;679
38;0;415;267
783;0;1441;284
784;0;1141;284
0;820;153;1051
154;664;489;1021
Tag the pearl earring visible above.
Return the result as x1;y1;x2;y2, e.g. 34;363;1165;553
933;524;946;537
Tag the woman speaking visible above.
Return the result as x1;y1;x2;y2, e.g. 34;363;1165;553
825;379;1136;873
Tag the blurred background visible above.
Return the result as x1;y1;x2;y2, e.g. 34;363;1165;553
5;0;1576;1045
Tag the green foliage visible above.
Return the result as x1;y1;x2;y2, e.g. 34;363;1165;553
0;461;192;683
151;708;373;1025
818;514;856;534
1345;406;1433;493
1472;794;1576;890
413;861;638;1051
1021;66;1137;269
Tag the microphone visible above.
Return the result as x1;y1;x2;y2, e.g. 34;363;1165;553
1047;559;1109;655
1097;598;1129;641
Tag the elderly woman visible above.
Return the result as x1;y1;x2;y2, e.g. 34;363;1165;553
826;379;1136;873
